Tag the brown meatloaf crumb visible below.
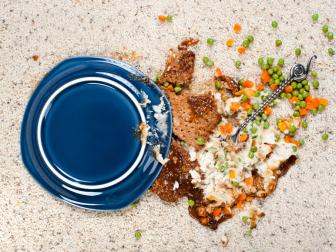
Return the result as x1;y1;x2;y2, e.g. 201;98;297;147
151;139;198;202
166;91;221;150
215;75;239;94
159;47;196;88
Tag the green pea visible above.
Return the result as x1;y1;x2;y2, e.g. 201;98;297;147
163;82;169;87
299;88;305;94
263;121;270;129
253;103;260;110
311;13;319;22
255;120;261;126
311;71;318;78
286;93;292;99
247;108;253;115
248;152;254;159
272;74;279;79
215;80;222;90
291;82;297;88
280;93;287;99
312;80;319;89
299;139;305;146
262;113;268;121
302;80;308;85
318;105;325;111
196;136;206;145
135;230;142;239
312;108;318;116
302;120;308;129
241;95;248;101
269;78;275;85
322;24;329;33
174;86;182;93
289;125;297;133
299;101;306;108
293;111;300;117
292;146;298;152
298;94;304;100
166;15;173;22
275;39;282;47
294;105;300;111
188;199;195;207
207;38;215;46
247;35;254;42
297;83;302;89
251;127;257;134
295;48;301;57
328;48;334;56
302;91;309;98
251;146;258;152
304;84;310;91
277;69;283;76
268;69;274;75
235;60;241;68
267;57;274;66
277;58;284;66
273;65;279;72
275;79;280;84
242;40;250;48
322;132;329;141
258;57;264;65
272;20;278;28
292;90;299;97
254;91;261;97
203;56;214;67
239;79;244;85
262;64;269;70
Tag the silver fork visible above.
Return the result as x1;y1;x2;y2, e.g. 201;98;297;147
231;55;317;143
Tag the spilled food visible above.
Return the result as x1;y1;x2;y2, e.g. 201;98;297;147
150;38;329;230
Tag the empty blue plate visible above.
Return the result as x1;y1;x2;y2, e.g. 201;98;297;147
21;56;172;210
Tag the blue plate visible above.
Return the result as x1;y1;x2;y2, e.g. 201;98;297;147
21;56;172;210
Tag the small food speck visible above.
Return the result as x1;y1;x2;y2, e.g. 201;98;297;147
328;48;334;56
32;55;39;61
221;235;229;247
233;23;241;33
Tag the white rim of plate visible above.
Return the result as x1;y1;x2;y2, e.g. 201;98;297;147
37;76;147;190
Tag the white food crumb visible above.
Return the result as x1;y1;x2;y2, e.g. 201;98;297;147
221;235;229;247
140;90;151;107
153;96;168;136
153;144;169;165
173;181;179;191
188;146;197;161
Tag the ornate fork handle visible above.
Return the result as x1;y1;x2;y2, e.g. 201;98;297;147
231;55;317;142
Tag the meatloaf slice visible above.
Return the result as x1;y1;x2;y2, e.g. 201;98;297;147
166;91;221;150
151;139;197;202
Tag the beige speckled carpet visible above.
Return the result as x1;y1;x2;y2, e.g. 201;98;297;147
1;0;335;251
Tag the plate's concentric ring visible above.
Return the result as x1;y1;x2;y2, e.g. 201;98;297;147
20;57;172;210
